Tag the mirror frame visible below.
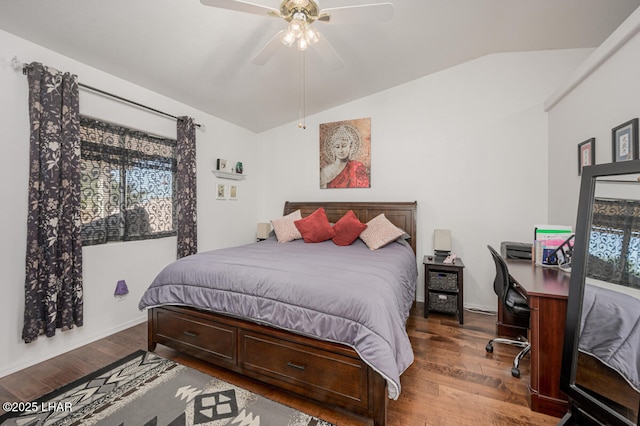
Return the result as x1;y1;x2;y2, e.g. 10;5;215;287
560;159;640;426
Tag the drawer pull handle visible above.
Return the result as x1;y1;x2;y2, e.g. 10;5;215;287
287;362;306;371
183;331;199;338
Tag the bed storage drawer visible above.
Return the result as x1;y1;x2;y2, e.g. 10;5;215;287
154;309;237;366
240;331;368;407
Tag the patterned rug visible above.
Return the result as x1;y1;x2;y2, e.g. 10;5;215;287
0;350;335;426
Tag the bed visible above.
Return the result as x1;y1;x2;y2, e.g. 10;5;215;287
139;201;418;426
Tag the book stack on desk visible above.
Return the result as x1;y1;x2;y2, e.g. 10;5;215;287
533;225;572;266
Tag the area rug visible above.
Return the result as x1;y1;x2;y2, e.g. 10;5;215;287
0;350;335;426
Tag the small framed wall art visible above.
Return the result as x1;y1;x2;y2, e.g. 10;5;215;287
229;184;238;200
216;158;229;172
577;138;595;175
216;183;227;200
611;118;638;162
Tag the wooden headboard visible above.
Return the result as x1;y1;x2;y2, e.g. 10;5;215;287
284;201;417;254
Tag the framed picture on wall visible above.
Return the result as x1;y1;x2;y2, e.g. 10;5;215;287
577;138;595;175
216;183;227;200
216;158;228;172
319;117;371;189
229;184;238;200
611;118;638;162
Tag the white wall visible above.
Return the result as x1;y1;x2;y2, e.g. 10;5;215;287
0;29;260;377
547;8;640;225
259;49;591;310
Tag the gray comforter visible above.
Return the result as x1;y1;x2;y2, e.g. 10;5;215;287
138;237;417;399
580;284;640;392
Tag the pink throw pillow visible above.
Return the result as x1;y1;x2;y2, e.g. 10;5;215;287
359;213;404;250
271;210;302;243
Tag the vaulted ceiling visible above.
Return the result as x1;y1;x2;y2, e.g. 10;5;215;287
1;0;639;132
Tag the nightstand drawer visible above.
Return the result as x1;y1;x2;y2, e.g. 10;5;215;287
428;291;458;314
428;271;458;291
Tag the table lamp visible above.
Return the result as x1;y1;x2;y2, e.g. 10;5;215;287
257;222;271;240
434;229;452;257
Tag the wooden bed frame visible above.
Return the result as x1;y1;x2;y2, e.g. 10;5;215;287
576;352;640;422
147;201;417;426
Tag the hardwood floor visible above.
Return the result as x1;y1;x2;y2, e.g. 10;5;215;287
0;304;561;425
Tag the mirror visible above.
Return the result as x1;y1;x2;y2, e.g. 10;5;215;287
561;160;640;426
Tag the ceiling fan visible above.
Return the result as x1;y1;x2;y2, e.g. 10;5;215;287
200;0;394;69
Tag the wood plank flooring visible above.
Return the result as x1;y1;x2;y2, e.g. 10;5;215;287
0;304;561;425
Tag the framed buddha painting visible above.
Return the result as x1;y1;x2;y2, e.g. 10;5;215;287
319;117;371;189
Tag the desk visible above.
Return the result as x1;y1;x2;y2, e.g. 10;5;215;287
506;259;571;418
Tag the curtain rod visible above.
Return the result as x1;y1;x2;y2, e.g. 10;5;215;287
78;83;201;128
13;57;201;128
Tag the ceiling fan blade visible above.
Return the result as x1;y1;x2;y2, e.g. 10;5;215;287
319;2;394;24
312;33;344;70
251;30;286;65
200;0;280;18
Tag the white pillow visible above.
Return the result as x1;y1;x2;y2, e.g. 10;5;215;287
271;210;303;243
359;213;405;250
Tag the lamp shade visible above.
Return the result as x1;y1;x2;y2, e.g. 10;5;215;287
257;222;272;239
434;229;452;252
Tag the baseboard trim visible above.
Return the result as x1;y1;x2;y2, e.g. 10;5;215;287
0;315;147;378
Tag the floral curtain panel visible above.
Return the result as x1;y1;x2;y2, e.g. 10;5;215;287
176;116;197;258
22;63;83;343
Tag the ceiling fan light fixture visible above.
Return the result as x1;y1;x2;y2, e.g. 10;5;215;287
304;25;319;44
297;36;309;50
288;18;304;37
282;11;318;51
281;30;296;46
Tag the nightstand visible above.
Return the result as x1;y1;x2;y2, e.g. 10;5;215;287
423;255;465;324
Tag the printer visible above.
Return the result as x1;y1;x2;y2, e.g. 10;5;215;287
500;241;532;260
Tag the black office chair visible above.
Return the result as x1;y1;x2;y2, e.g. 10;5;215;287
486;245;531;378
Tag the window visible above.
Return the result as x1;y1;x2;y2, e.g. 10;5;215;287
79;116;177;245
588;198;640;289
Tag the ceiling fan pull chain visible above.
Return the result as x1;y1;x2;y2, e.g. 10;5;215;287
298;50;307;130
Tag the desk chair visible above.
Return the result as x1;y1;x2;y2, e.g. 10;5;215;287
486;245;531;378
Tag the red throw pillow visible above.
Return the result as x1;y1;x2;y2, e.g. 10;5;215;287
332;210;368;246
294;208;336;243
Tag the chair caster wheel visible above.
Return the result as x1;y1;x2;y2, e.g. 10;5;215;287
511;367;520;378
485;344;493;353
